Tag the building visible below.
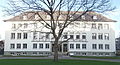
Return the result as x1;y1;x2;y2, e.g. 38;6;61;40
0;40;4;55
116;36;120;55
4;11;116;56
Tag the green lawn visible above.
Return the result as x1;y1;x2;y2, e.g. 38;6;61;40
71;56;120;59
0;59;119;65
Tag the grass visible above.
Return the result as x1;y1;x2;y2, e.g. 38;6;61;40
71;56;120;59
2;55;47;57
0;59;119;65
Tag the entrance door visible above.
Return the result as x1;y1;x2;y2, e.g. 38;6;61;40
63;44;68;52
52;44;62;52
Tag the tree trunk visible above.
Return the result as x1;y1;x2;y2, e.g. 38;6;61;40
54;41;59;62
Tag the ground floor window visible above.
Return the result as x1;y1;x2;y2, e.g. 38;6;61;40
70;44;74;49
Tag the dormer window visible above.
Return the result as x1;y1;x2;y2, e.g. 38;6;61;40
81;15;85;19
93;16;97;19
58;15;62;20
35;14;40;20
47;15;51;19
23;15;27;20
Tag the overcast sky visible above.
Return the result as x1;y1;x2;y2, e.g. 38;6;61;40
0;0;120;40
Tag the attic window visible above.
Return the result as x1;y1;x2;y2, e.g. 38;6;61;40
93;16;97;19
47;15;51;19
81;15;85;19
35;14;40;20
23;15;27;20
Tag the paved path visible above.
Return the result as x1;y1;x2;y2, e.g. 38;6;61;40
0;56;120;62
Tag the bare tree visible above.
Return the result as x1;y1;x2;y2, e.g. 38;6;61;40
4;0;115;62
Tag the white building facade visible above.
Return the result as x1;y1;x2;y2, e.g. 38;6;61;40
4;11;116;56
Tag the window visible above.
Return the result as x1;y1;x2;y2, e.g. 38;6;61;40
105;44;109;50
33;52;37;55
23;15;27;20
63;35;67;39
18;23;22;27
76;35;80;39
70;35;74;39
92;44;97;49
70;44;74;49
35;14;40;20
92;33;97;39
98;33;103;40
33;32;37;40
11;33;15;39
91;23;96;29
47;15;50;19
12;24;16;29
76;44;80;49
10;44;15;49
93;16;97;19
82;33;86;39
17;44;21;49
81;15;85;19
23;44;27;49
82;44;86;49
17;33;21;39
98;24;103;30
46;33;49;39
104;33;109;40
23;33;28;39
104;24;109;29
99;44;103;49
45;44;49;49
39;44;43;49
24;23;28;28
33;44;37;49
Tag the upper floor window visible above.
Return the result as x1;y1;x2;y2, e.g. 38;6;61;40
18;23;22;28
82;33;86;39
91;23;96;29
76;35;80;39
24;23;28;28
45;43;49;49
23;33;28;39
92;33;97;40
104;24;109;29
46;33;50;39
104;33;109;40
12;24;16;29
98;33;103;40
33;32;37;40
17;33;21;39
11;33;15;39
39;44;43;49
63;35;67;39
70;35;74;39
98;24;103;30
